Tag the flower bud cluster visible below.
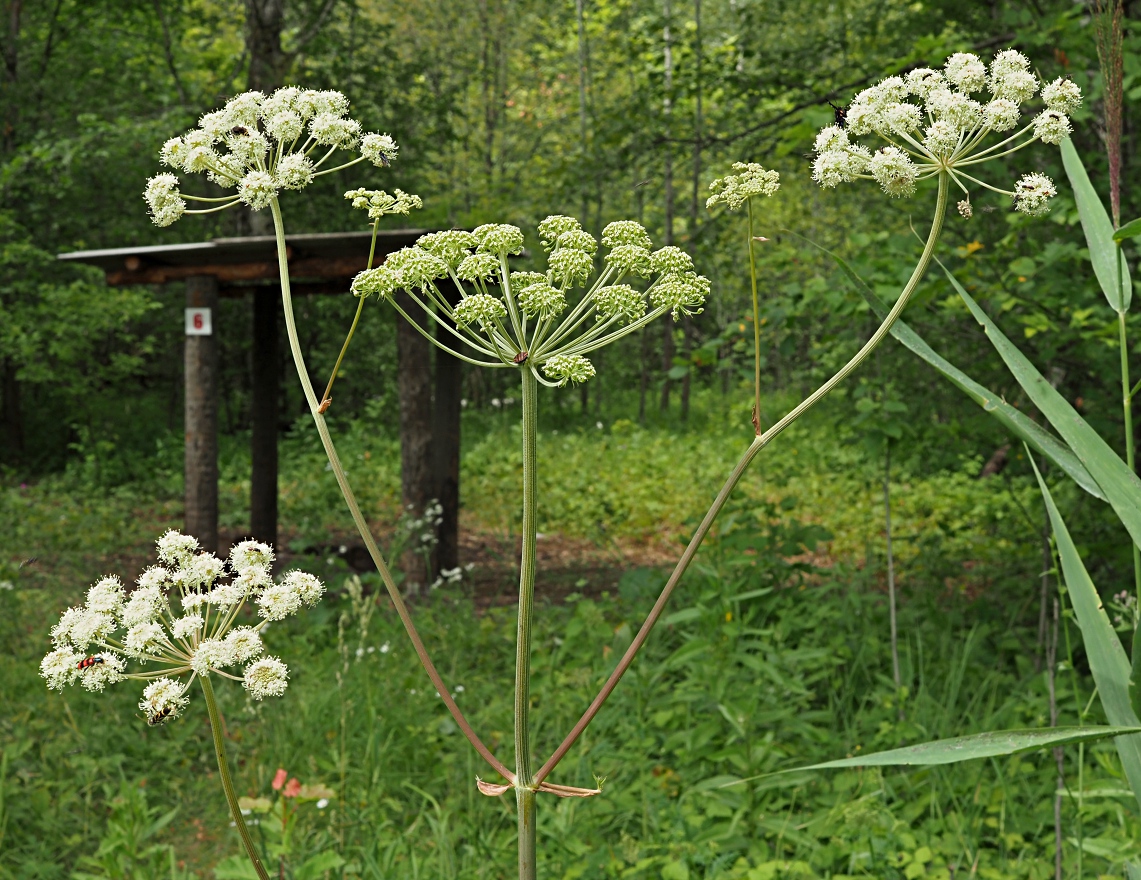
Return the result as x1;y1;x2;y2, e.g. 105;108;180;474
146;87;399;227
706;163;781;210
41;531;324;724
811;49;1082;217
344;187;423;220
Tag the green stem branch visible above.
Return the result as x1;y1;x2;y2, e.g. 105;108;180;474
268;198;513;783
747;197;762;432
534;171;950;785
200;676;270;880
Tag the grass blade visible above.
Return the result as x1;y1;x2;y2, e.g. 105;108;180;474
947;267;1141;546
1113;216;1141;242
798;232;1106;501
1061;137;1132;311
1032;457;1141;811
789;726;1141;770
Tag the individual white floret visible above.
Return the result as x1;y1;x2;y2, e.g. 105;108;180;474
812;148;869;188
456;252;500;282
223;626;264;663
417;230;478;269
649;246;694;275
229;540;274;574
927;89;982;130
78;652;125;692
124;622;167;657
989;49;1030;79
601;220;653;250
1041;77;1082;113
190;638;235;676
923;120;962;155
386;246;447;290
67;610;117;649
139;678;190;724
274;153;314;190
86;576;125;616
171;614;204;641
122;585;164;627
237;170;278;210
1033;110;1071;145
198;109;231;142
243;656;289;699
453;293;507;328
869;147;918;198
226;131;269;166
224;91;265;127
542;354;596;386
265;110;303;143
1012;173;1056;216
906;68;944;98
705;162;780;209
40;646;82;690
983;99;1021;132
944;52;987;92
256;583;302;621
157;530;199;567
554;228;598;254
309;113;361;148
360;132;399;166
144;174;186;227
813;125;849;154
878;102;922;135
282;571;324;607
992;70;1038;103
160;137;189;169
517;282;567;320
351;266;401;300
207;579;246;608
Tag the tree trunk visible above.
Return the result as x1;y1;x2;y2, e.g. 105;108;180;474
1;356;22;461
396;290;434;589
185;276;219;553
659;0;674;413
250;286;279;547
433;290;463;576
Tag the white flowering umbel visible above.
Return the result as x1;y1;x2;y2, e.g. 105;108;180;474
41;531;324;722
144;87;399;227
350;216;709;387
812;50;1081;216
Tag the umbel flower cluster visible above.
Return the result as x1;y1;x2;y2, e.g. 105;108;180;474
144;87;397;226
811;50;1082;216
40;531;324;724
350;215;711;386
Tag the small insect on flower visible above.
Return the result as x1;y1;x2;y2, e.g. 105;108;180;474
77;655;105;670
147;705;175;726
828;101;848;128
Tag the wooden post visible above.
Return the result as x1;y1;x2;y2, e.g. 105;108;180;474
396;290;434;587
250;286;279;547
433;289;463;574
185;275;219;552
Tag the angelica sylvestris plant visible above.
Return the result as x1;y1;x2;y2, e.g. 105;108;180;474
128;53;1074;877
811;50;1080;217
41;531;324;880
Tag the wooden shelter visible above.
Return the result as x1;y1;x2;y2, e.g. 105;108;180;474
58;232;462;573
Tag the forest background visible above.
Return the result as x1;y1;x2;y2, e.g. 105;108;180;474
5;0;1141;878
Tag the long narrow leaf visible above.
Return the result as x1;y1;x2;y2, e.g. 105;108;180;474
797;232;1106;500
947;268;1141;547
790;726;1141;771
1032;458;1141;811
1061;138;1132;312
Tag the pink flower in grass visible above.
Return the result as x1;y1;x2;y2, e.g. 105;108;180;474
271;768;288;791
282;777;301;798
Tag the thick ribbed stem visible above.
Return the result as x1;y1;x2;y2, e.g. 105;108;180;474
1120;308;1140;602
885;443;900;692
534;172;949;785
515;367;539;878
200;677;270;880
747;197;762;433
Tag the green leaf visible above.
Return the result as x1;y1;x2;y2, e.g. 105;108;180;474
791;726;1141;771
295;851;346;880
1061;138;1132;312
797;232;1105;501
211;856;262;880
1114;216;1141;242
946;267;1141;540
1031;458;1141;812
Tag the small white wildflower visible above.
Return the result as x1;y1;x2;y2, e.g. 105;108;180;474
869;147;918;198
282;571;325;607
983;98;1021;132
351;266;401;300
548;248;594;285
344;187;422;220
136;566;170;590
906;68;944;98
243;656;289;699
86;576;125;616
1013;172;1056;216
144;174;185;227
878;102;923;136
230;541;274;574
78;652;125;692
554;228;598;254
813;125;849;154
542;354;596;386
181;591;207;611
177;553;225;590
274;153;315;190
190;638;235;676
124;622;167;657
993;70;1038;103
944;52;987;92
812;148;869;188
256;583;302;621
1033;110;1071;145
650;272;709;320
360;132;399;166
453;293;507;328
237;170;278;210
705;162;780;210
386;247;447;289
1041;77;1082;114
198;109;231;142
923;120;961;156
316;798;329;809
265;110;304;143
649;246;694;276
171;614;204;641
50;607;84;647
989;49;1030;80
927;88;982;130
958;199;973;219
207;579;246;608
67;610;116;649
226;131;269;166
223;626;264;663
309;113;361;148
224;91;265;127
475;223;526;255
605;244;652;276
40;646;82;690
456;252;501;282
537;215;582;250
139;678;189;725
380;641;391;653
157;530;199;566
418;230;478;269
160;137;189;169
231;565;273;596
